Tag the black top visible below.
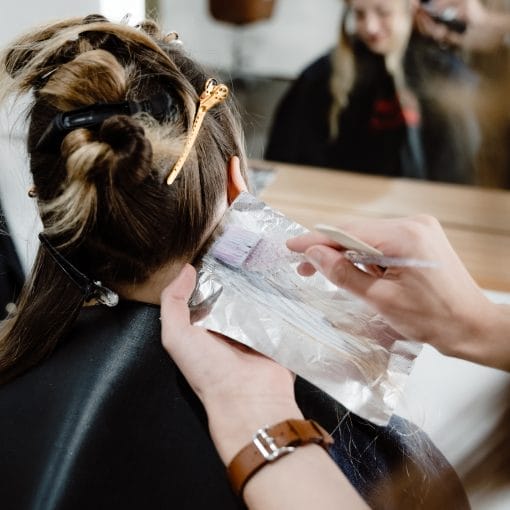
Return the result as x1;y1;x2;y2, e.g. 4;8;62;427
0;301;470;509
266;34;478;184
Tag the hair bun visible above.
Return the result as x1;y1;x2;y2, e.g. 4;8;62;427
98;116;153;185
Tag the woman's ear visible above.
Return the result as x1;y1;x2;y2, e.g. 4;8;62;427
227;156;248;204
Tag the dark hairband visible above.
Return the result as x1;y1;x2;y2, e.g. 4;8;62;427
38;233;119;307
36;92;178;152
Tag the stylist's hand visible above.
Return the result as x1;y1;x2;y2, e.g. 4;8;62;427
287;215;507;369
161;264;303;464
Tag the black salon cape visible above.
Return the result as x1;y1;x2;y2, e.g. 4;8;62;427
0;302;469;509
266;34;477;184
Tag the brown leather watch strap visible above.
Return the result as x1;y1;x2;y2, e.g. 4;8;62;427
227;419;333;497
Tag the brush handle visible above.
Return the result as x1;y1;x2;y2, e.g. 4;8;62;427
344;251;439;269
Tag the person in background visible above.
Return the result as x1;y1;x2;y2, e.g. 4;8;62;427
265;0;478;184
417;0;510;51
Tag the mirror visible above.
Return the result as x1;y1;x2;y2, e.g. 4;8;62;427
156;0;510;189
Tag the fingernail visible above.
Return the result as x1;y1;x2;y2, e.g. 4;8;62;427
305;247;323;267
285;238;296;250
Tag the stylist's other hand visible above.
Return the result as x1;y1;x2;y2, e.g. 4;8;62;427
416;0;505;51
287;216;507;369
161;264;303;463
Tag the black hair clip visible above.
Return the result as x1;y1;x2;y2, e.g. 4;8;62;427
82;14;110;24
36;92;178;152
38;233;119;307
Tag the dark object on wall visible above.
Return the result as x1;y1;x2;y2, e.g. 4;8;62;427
209;0;276;25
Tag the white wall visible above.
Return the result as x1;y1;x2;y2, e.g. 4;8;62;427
0;1;104;271
160;0;342;78
1;1;101;48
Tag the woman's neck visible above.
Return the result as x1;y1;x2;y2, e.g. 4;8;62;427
115;261;186;305
114;197;228;306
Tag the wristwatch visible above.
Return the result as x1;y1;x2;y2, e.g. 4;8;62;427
227;418;334;496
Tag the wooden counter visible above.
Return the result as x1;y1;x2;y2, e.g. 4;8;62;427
255;161;510;291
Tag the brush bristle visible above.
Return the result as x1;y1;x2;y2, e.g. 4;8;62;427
211;225;261;268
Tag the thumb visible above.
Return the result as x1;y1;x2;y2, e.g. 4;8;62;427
305;246;378;298
161;263;197;303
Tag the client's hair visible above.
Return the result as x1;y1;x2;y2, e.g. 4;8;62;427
0;16;246;384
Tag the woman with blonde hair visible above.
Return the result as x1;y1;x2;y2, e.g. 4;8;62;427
266;0;478;183
0;15;468;509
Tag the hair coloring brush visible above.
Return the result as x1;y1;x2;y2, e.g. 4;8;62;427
211;223;438;271
210;224;301;270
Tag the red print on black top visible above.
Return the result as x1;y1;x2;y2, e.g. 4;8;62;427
370;95;420;131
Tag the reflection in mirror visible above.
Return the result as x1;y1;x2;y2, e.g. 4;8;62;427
264;0;510;188
267;0;468;182
161;0;509;189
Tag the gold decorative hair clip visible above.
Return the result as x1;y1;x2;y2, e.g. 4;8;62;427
163;31;183;45
166;78;229;185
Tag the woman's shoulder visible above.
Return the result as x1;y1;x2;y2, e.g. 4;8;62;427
295;52;334;87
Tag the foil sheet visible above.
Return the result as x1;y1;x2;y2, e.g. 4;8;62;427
193;192;421;425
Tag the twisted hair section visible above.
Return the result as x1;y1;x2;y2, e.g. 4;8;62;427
0;16;247;383
36;49;139;245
